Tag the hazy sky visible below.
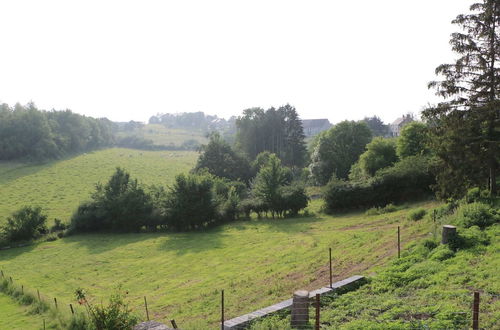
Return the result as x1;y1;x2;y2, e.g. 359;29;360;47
1;0;471;124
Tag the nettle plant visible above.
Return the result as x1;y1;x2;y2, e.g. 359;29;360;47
75;287;138;330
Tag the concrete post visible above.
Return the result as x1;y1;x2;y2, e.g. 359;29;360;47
441;225;457;244
291;290;309;328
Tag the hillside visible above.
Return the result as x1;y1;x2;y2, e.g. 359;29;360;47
0;200;438;329
0;148;198;226
117;124;208;147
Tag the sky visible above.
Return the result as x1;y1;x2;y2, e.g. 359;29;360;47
0;0;472;124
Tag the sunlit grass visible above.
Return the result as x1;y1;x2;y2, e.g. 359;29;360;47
0;200;439;329
0;148;198;226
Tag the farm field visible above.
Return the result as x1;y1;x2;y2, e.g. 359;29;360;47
0;148;198;226
118;124;208;147
0;200;439;329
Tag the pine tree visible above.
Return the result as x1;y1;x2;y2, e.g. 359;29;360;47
424;0;500;196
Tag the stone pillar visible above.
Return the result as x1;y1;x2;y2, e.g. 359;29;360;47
441;225;457;244
291;290;309;328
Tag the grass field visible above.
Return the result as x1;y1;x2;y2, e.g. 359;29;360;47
0;148;198;226
0;200;438;329
0;294;47;329
118;124;208;147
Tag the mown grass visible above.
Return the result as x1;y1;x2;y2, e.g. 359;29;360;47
0;199;439;329
0;148;198;226
0;293;47;329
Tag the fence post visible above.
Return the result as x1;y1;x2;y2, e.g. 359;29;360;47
329;247;332;288
291;290;309;329
171;320;178;329
221;289;225;330
21;285;23;294
54;297;58;309
472;291;480;330
315;293;320;330
70;304;74;315
397;226;401;258
144;296;150;321
37;289;41;301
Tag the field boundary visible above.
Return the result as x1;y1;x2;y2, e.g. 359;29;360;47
223;275;365;329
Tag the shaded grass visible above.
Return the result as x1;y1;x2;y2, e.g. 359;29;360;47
0;200;439;329
0;148;197;226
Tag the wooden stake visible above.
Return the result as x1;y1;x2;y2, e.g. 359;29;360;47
144;296;150;321
397;226;401;258
70;304;74;315
315;293;320;330
221;290;225;330
54;297;58;309
329;247;332;288
171;320;178;329
43;319;46;330
472;291;480;330
37;289;40;301
21;285;23;294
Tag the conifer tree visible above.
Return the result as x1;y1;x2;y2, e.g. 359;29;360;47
424;0;500;197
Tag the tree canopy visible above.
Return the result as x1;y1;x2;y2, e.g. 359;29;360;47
0;102;114;160
236;104;307;167
309;121;372;184
423;0;500;197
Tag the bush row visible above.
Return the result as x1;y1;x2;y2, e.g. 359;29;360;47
70;166;308;233
323;156;434;212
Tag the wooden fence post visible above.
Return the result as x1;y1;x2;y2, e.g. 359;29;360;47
171;320;178;329
329;247;332;288
221;289;225;330
315;293;320;330
397;226;401;258
144;296;149;321
472;291;480;330
37;289;41;301
54;297;58;309
70;304;74;315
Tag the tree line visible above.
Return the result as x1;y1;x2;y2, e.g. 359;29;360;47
0;102;115;160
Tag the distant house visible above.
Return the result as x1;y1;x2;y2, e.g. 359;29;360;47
301;119;332;137
389;114;414;137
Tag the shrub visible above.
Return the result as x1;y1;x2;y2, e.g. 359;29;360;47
453;202;498;229
75;288;138;329
448;226;490;250
50;218;67;232
218;187;241;222
163;173;218;230
408;208;427;221
1;206;48;242
429;245;455;261
323;156;434;212
279;184;309;217
70;168;154;232
365;203;399;216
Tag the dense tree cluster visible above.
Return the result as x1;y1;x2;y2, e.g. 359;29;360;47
309;121;372;184
236;104;307;167
0;102;114;160
423;0;500;197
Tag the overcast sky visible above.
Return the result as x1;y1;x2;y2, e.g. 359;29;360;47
1;0;471;124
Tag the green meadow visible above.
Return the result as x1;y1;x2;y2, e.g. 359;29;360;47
0;148;198;226
0;199;438;329
118;124;208;147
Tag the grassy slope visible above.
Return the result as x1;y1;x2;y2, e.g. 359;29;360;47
0;200;438;329
0;294;46;329
318;224;500;329
118;124;208;146
0;148;198;226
